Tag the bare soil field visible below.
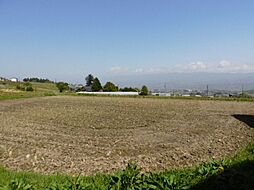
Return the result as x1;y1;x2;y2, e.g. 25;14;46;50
0;96;253;175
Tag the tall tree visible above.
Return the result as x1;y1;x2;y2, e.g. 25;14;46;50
140;85;149;95
85;74;94;86
103;82;118;92
92;77;102;91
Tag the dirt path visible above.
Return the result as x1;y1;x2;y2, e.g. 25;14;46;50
0;96;253;175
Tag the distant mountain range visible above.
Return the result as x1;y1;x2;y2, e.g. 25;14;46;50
105;72;254;92
246;89;254;95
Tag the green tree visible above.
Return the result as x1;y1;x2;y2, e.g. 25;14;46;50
139;85;149;95
56;82;69;93
85;74;94;86
120;87;139;92
103;81;118;92
91;77;102;92
26;85;34;91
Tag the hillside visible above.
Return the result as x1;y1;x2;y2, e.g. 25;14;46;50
0;81;59;100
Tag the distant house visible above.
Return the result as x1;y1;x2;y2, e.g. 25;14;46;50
229;93;240;97
85;86;92;92
10;77;18;82
151;92;171;96
214;93;229;97
69;84;85;92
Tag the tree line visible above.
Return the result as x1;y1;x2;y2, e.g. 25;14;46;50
23;78;54;83
30;73;149;95
85;74;148;95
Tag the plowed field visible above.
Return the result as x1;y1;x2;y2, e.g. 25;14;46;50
0;96;253;174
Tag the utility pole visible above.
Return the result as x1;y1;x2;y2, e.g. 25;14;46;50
241;84;244;95
164;82;167;92
206;85;209;97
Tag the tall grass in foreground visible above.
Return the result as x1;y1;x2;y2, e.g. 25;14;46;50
0;130;253;190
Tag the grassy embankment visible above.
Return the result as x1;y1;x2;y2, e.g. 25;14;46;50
0;81;58;100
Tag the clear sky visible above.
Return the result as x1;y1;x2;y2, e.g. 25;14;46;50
1;0;254;83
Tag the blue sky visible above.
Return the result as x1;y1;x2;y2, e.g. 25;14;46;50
1;0;254;83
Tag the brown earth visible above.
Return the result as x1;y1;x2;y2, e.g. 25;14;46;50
0;96;253;175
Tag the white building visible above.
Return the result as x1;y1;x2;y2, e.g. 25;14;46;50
10;77;18;82
77;91;139;96
151;92;171;96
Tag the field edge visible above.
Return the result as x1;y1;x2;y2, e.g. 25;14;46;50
0;129;253;189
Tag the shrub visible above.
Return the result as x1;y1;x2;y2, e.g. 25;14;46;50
56;82;69;93
16;85;25;91
44;92;56;96
16;83;34;92
25;86;34;92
